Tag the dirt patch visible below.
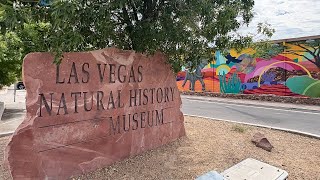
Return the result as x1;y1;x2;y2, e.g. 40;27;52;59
1;116;320;180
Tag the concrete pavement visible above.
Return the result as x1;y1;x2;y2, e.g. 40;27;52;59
182;95;320;138
0;85;26;136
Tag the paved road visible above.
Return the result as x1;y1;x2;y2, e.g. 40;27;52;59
182;95;320;137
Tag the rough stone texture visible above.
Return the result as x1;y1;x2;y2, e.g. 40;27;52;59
252;132;274;152
5;48;185;179
181;91;320;106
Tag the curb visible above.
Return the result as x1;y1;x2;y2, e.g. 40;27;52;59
0;131;14;138
180;91;320;106
184;96;320;113
185;114;320;139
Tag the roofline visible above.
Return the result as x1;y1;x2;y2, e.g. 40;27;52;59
271;35;320;44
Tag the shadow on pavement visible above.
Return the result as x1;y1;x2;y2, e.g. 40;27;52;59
1;108;26;121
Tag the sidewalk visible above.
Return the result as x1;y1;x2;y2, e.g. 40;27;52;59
0;85;26;136
182;95;320;112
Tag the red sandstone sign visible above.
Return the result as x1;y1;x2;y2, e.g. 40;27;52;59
5;48;185;179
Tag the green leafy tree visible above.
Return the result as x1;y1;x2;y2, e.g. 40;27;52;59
2;0;256;75
0;1;51;86
0;32;23;87
244;23;280;59
251;41;283;59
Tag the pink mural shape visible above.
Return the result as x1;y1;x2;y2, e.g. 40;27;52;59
244;58;303;82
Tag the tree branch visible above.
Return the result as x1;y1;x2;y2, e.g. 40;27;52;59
128;0;139;21
142;0;157;21
121;5;135;49
309;46;316;52
122;6;134;30
296;44;316;56
284;51;315;64
112;12;124;22
141;0;150;20
315;46;320;57
151;0;157;17
155;0;165;18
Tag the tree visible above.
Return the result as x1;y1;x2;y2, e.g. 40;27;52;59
283;40;320;69
0;32;23;87
0;1;53;86
1;0;256;74
244;23;280;59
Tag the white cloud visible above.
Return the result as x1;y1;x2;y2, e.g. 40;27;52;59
238;0;320;40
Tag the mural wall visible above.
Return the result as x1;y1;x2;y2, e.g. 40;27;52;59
177;43;320;98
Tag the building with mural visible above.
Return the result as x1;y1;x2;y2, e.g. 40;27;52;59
177;35;320;98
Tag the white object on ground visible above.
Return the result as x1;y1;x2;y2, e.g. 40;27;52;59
221;158;288;180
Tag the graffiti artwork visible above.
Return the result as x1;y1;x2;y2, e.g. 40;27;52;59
177;42;320;98
181;60;208;91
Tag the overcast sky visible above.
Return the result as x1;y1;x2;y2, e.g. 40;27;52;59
238;0;320;40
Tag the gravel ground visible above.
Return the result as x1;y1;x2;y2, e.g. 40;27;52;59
1;116;320;180
0;136;10;180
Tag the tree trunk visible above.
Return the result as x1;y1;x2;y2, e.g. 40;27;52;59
315;56;320;69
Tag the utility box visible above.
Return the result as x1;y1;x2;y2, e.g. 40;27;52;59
221;158;288;180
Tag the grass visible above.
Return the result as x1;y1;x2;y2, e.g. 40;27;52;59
231;125;246;133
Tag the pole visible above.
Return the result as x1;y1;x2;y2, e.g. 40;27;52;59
14;84;16;102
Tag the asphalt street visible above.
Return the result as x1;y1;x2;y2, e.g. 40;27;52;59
182;95;320;137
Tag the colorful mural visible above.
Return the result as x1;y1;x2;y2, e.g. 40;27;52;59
177;43;320;98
